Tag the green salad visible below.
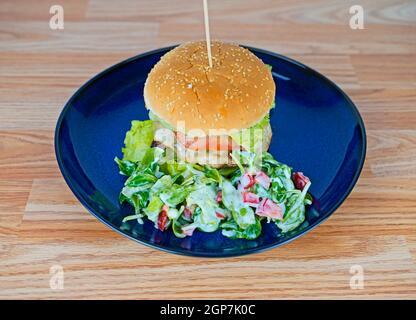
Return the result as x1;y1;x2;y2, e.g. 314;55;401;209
115;120;312;240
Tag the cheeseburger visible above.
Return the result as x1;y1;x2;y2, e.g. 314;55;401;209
144;41;275;167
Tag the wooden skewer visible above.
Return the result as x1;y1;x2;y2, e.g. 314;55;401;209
203;0;213;68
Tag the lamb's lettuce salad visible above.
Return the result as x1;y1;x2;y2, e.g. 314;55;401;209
115;119;312;240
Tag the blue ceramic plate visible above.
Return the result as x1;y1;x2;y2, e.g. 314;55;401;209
55;46;366;257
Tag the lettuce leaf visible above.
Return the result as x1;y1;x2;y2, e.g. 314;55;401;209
143;195;164;223
159;184;193;207
221;217;262;240
150;175;174;195
114;157;137;176
148;110;174;130
122;120;155;162
221;179;256;229
230;114;270;152
186;185;220;232
276;181;311;233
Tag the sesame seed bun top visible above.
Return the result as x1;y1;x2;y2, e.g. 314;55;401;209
143;41;275;135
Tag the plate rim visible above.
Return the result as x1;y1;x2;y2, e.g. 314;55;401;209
54;45;367;258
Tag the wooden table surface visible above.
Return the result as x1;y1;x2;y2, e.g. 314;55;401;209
1;0;415;299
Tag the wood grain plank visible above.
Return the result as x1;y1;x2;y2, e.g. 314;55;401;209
0;21;159;53
0;0;88;22
86;0;416;26
351;54;416;89
347;88;416;111
310;177;416;236
0;180;32;239
0;235;414;299
348;88;416;130
0;53;133;130
406;235;416;264
0;131;58;179
367;130;416;177
158;22;416;55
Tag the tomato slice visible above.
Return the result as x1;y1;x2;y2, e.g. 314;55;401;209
240;173;256;189
292;172;310;191
182;224;197;236
183;206;194;220
176;132;239;151
157;209;169;231
255;198;283;220
242;192;260;204
215;212;226;219
255;171;271;190
216;191;222;203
